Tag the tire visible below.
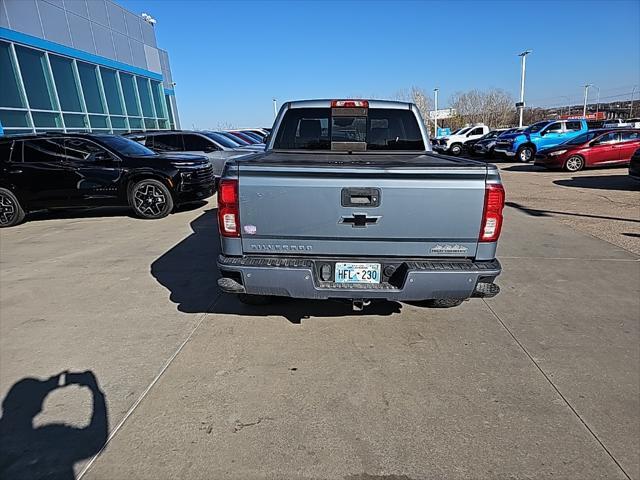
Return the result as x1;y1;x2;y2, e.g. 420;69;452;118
517;145;535;163
0;188;26;228
238;294;273;306
564;155;584;172
449;143;463;156
129;179;174;219
425;298;464;308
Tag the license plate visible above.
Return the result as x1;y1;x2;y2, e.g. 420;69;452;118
334;262;381;284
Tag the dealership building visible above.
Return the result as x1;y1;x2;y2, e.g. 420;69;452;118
0;0;179;136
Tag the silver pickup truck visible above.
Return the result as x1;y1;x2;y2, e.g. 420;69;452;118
216;99;505;310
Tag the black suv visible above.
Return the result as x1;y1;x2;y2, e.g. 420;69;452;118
0;133;215;227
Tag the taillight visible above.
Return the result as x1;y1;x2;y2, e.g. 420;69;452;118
479;183;505;242
331;100;369;108
218;179;239;237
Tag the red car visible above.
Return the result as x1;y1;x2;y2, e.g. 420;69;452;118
534;128;640;172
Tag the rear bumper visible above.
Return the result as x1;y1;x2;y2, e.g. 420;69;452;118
217;255;501;301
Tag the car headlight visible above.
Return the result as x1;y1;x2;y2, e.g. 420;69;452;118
548;149;567;156
181;171;194;181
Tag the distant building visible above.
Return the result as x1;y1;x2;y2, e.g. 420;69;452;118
0;0;179;135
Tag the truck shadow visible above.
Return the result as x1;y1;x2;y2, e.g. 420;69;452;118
150;209;403;323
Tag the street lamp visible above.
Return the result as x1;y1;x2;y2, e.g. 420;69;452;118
582;84;593;118
433;88;439;136
561;96;572;117
517;50;532;128
272;98;277;118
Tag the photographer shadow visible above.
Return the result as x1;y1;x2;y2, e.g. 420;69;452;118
0;371;108;480
151;209;403;323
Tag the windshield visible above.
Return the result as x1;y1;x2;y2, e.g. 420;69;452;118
202;131;240;148
219;131;250;146
456;127;471;136
241;131;264;143
526;121;549;134
563;131;600;145
273;108;425;151
98;135;156;156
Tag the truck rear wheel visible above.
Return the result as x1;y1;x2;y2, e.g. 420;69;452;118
425;298;464;308
238;294;273;306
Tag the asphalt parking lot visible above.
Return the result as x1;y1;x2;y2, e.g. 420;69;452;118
0;163;638;480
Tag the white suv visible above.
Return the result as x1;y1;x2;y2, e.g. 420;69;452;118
432;124;490;156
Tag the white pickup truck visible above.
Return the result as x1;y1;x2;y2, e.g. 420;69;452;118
431;124;491;156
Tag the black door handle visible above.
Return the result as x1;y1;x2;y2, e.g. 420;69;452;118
341;187;381;207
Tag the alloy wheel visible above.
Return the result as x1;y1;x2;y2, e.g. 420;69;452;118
565;156;584;172
519;148;532;162
0;193;17;226
133;183;167;217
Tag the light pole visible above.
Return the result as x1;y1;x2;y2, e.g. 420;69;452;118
433;88;439;136
561;96;572;117
517;50;531;128
272;98;277;118
582;84;592;118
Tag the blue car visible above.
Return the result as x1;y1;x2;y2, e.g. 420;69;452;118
493;119;589;162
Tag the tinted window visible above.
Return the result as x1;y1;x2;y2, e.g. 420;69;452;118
565;121;582;132
22;139;67;163
136;77;154;117
620;131;640;141
545;122;563;134
97;135;156;156
220;131;250;146
100;68;124;115
14;46;54;110
63;138;109;161
119;73;140;116
468;127;484;136
527;121;548;134
0;41;24;108
183;134;215;151
0;141;14;162
77;62;105;113
151;134;184;151
565;131;600;145
203;132;240;149
274;108;424;151
49;54;82;112
595;132;621;145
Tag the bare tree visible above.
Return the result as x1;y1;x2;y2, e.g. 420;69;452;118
448;88;516;128
394;86;433;128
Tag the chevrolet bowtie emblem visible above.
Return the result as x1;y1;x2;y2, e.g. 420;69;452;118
340;213;381;228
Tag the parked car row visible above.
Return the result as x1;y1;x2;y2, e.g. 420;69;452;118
433;118;640;172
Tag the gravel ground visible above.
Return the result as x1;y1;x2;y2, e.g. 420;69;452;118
496;162;640;254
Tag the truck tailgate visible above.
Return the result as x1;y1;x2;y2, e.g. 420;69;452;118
237;153;487;258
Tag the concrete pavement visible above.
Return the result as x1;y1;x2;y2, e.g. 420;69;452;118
0;166;638;479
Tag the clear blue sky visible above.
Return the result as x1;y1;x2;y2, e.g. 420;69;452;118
120;0;640;128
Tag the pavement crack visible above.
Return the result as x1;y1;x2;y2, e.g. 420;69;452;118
233;416;274;433
482;299;632;480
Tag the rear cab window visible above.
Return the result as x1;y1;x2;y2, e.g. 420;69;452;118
273;107;425;151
